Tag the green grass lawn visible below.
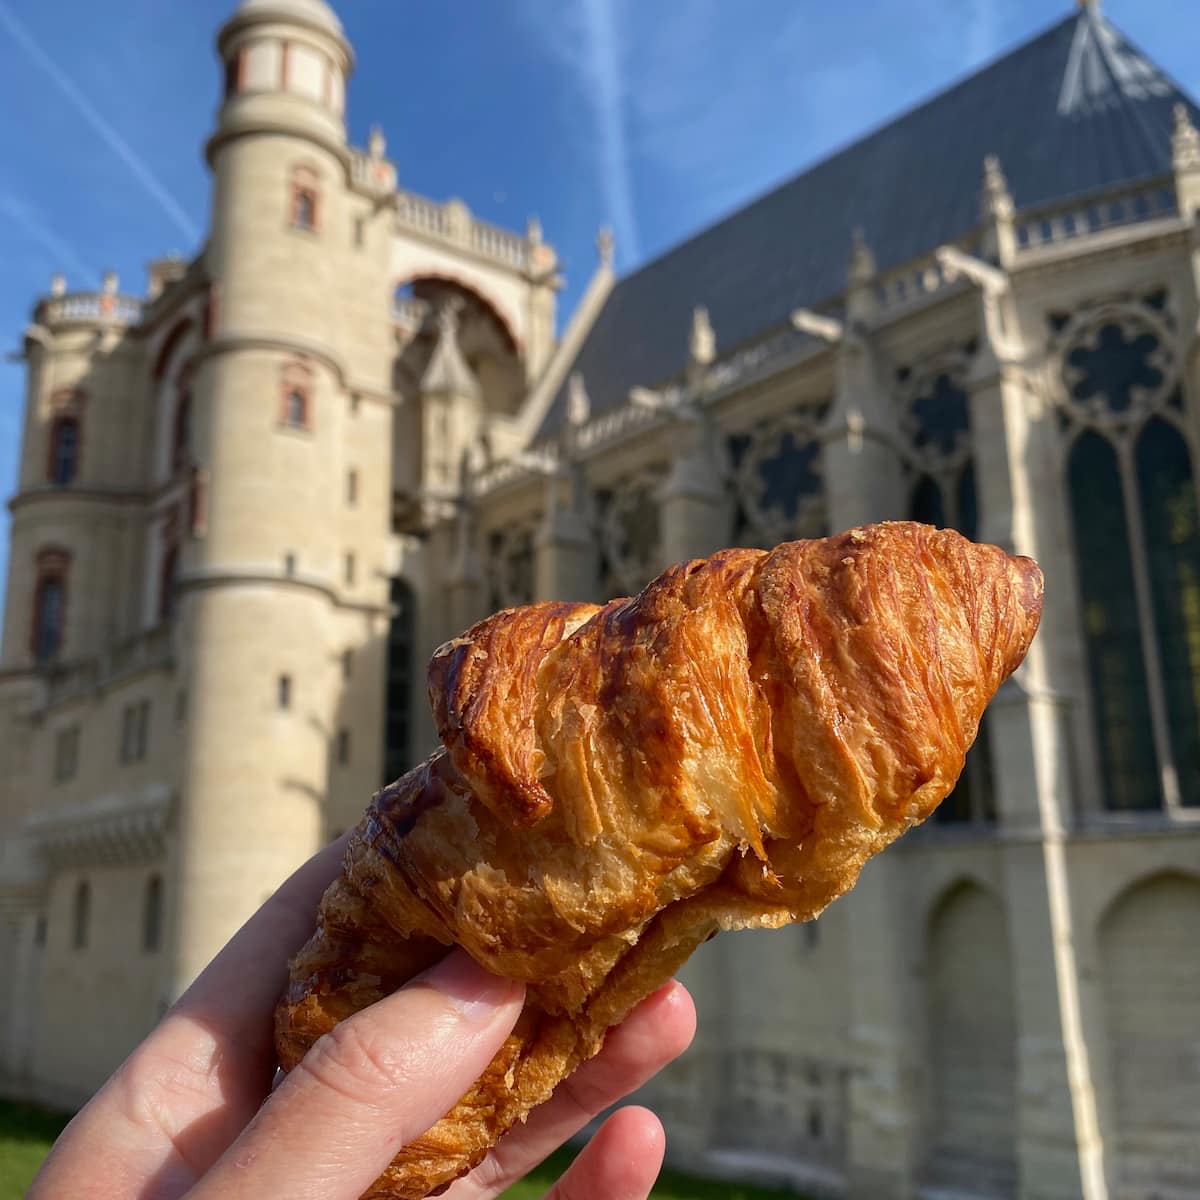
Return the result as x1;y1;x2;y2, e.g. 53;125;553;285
0;1099;71;1199
500;1146;803;1199
0;1100;800;1200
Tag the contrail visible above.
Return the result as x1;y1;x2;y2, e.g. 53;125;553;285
0;190;99;287
581;0;641;265
0;2;200;243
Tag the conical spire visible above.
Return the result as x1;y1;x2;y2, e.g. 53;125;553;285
419;301;480;399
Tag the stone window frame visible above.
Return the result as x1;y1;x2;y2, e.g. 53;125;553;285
1048;288;1199;817
72;879;90;951
143;875;163;953
31;546;70;663
46;388;85;486
280;359;314;431
288;163;321;234
118;699;152;766
53;723;80;784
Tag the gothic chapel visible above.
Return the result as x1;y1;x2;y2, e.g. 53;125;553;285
1;3;1198;1198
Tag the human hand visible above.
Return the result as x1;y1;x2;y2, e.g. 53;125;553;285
29;834;697;1200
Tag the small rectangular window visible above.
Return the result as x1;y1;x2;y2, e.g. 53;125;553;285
345;552;356;585
342;648;353;679
53;725;79;782
353;216;365;248
336;728;350;765
278;674;292;710
284;552;296;577
347;469;358;505
120;701;151;764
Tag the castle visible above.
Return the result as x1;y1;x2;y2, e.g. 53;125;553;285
1;2;1198;1197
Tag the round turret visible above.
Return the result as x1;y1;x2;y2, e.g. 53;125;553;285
212;0;353;154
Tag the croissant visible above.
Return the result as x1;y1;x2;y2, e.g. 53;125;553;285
275;521;1043;1199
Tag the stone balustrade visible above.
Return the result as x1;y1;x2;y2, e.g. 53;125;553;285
1014;175;1178;251
394;189;531;270
39;291;143;326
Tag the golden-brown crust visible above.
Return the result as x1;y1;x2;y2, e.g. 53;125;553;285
275;522;1043;1199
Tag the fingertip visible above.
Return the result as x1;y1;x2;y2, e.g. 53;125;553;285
636;980;697;1056
607;1105;666;1163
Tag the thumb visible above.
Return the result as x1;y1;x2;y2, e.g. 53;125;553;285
188;949;524;1200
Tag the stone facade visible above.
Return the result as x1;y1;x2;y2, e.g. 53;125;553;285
1;3;1198;1199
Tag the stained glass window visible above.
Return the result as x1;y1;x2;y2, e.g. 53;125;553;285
1069;431;1159;810
1136;419;1200;807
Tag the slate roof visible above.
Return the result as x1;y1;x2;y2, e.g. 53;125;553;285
537;7;1198;438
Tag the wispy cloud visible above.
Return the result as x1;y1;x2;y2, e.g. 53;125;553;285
513;0;640;266
0;190;98;287
580;0;640;263
964;0;1001;68
0;1;199;244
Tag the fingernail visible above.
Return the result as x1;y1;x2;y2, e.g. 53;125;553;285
416;949;520;1021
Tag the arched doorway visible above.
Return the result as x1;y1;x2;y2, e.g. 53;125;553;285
924;882;1018;1195
1100;872;1200;1196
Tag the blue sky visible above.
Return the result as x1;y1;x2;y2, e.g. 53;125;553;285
0;0;1194;628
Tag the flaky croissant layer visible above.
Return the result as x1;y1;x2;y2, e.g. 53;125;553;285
275;522;1043;1199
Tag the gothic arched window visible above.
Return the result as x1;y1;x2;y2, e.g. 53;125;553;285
1069;432;1158;810
1135;419;1200;804
899;353;992;824
1054;292;1197;811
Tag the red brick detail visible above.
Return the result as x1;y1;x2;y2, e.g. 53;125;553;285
31;547;70;662
172;382;191;472
280;359;314;430
45;389;85;485
289;164;321;233
46;415;80;485
153;318;193;379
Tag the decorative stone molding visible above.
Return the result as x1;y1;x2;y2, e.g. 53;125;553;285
483;521;538;610
597;468;667;595
1048;289;1180;442
26;786;173;869
728;407;827;547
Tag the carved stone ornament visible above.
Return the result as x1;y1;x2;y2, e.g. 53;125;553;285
484;522;537;610
1051;290;1179;441
894;346;975;477
598;468;666;595
730;408;827;547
